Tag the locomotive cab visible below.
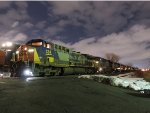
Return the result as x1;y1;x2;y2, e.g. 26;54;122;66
11;39;55;77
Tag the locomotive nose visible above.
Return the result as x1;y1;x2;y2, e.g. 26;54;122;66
15;45;34;62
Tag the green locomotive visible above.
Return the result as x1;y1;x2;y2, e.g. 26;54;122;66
11;39;100;77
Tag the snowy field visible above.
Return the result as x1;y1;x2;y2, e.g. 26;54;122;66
78;73;150;91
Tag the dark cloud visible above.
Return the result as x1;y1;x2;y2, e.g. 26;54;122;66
27;2;49;22
0;1;12;9
0;1;29;43
48;1;150;38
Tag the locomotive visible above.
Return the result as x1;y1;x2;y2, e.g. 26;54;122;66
10;39;100;77
0;39;138;77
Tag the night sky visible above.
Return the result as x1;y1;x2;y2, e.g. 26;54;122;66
0;1;150;68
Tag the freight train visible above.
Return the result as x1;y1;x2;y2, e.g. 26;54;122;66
0;39;138;77
98;57;137;74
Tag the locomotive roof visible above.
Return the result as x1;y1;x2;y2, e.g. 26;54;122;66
26;39;46;44
24;39;138;70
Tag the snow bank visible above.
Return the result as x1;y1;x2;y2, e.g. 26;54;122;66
0;72;11;78
78;73;150;91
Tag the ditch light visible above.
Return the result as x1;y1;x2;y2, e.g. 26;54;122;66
23;69;33;77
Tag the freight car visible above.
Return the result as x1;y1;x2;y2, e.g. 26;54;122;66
10;39;100;77
0;43;20;73
98;57;137;74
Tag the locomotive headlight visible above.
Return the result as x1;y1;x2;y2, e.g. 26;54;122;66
95;61;99;64
23;69;33;76
28;49;34;53
24;47;27;51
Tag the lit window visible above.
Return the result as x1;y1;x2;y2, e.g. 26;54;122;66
46;43;51;49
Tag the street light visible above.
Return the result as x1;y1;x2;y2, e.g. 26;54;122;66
1;42;13;49
2;42;12;47
6;42;12;47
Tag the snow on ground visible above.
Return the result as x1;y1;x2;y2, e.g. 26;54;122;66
78;73;150;91
0;72;11;78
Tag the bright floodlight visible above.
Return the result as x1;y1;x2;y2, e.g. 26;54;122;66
6;42;12;47
2;43;6;47
6;49;12;51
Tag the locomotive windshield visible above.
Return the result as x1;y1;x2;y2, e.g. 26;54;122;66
26;39;53;49
31;42;42;46
26;39;45;47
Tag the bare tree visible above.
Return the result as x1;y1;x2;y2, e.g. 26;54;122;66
105;53;120;63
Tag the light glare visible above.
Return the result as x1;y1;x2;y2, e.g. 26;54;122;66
16;51;19;54
2;44;5;47
24;47;27;51
6;49;11;51
99;67;103;71
28;49;34;52
23;69;33;76
95;61;99;64
6;42;12;47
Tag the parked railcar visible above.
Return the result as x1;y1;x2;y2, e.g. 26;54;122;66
0;50;5;66
11;39;100;77
0;43;20;73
